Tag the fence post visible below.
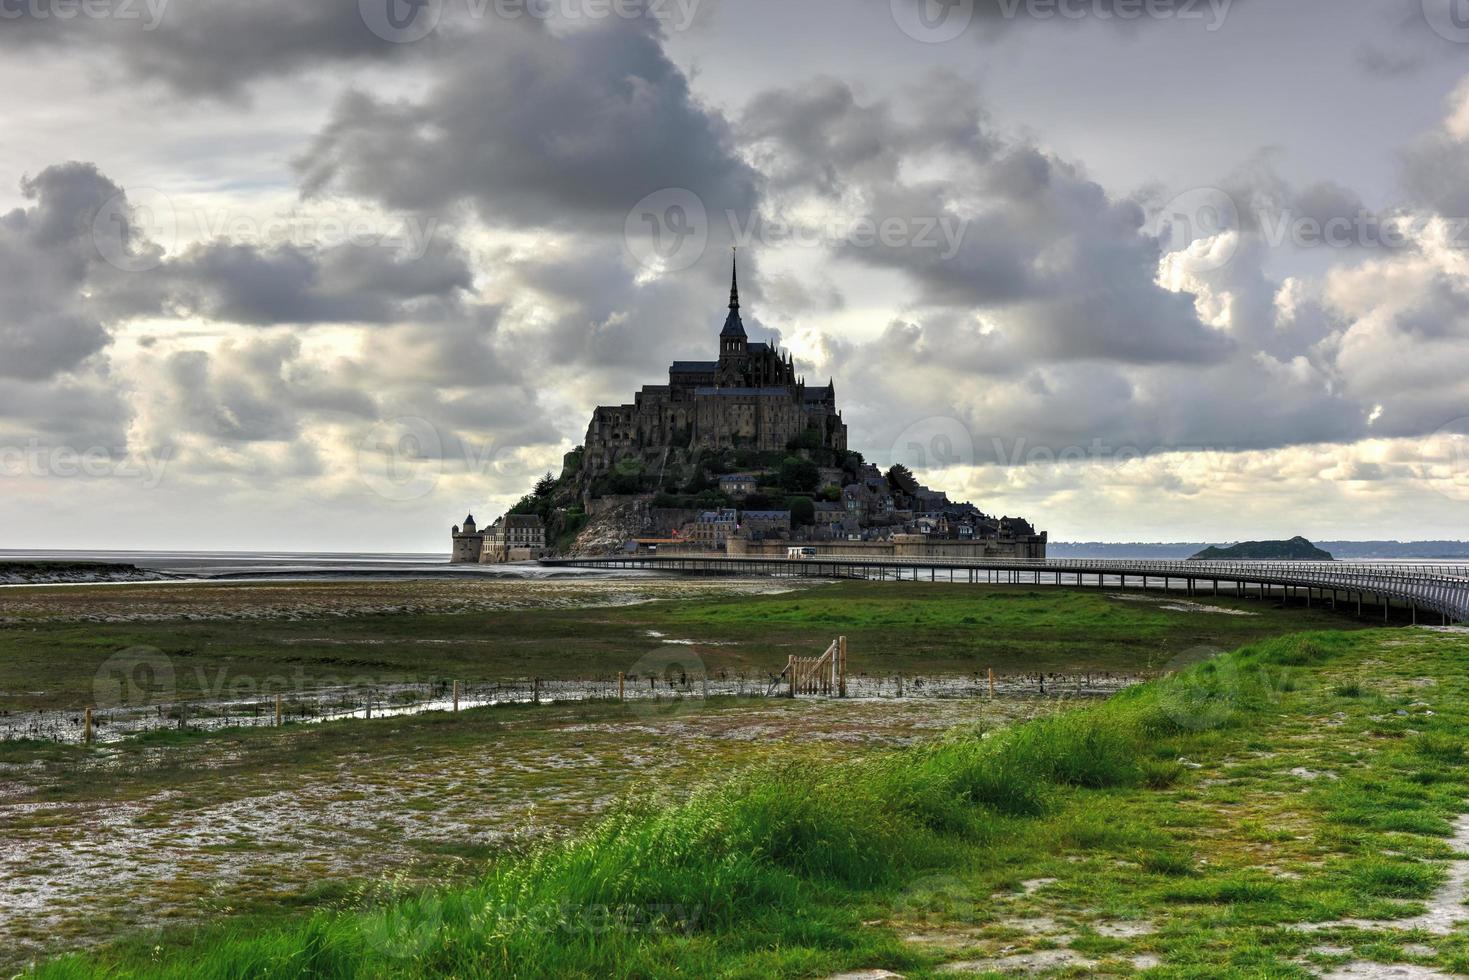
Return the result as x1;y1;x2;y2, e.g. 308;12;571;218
453;680;460;713
533;677;541;705
274;694;283;728
787;655;795;698
84;707;94;745
897;674;903;698
618;672;625;702
988;668;995;698
838;636;847;698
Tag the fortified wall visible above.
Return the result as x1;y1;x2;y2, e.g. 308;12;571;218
727;533;1047;561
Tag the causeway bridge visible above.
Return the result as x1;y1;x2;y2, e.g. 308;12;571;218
541;554;1469;625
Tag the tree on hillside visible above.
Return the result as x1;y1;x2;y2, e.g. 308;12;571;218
886;464;919;495
534;472;557;497
789;495;815;527
779;456;820;493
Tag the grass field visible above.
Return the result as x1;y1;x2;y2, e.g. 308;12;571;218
1;575;1440;976
0;577;1361;711
31;626;1469;978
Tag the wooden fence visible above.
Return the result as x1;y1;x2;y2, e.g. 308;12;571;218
784;636;848;698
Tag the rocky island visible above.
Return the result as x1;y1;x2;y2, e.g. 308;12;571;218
1189;536;1335;561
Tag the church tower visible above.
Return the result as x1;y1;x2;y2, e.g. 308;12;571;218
719;250;747;359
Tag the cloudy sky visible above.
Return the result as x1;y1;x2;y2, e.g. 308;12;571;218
3;0;1469;551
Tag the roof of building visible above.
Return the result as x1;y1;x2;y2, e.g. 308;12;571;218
694;387;792;397
503;514;544;528
719;473;757;482
741;510;791;519
813;501;845;512
670;361;717;373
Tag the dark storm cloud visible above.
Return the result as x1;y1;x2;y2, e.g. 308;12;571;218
296;16;760;229
0;0;428;97
1401;125;1469;219
0;375;132;452
499;240;767;388
741;72;995;196
0;163;120;380
0;163;142;451
743;76;1231;365
144;238;475;326
1353;0;1469;78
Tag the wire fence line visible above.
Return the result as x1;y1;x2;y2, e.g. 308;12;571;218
0;669;1152;746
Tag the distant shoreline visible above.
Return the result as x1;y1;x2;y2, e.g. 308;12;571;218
2;546;1468;588
1051;541;1469;560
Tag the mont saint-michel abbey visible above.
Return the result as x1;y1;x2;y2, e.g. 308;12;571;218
581;257;846;478
452;255;1048;564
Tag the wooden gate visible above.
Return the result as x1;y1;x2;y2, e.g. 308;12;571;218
785;636;847;698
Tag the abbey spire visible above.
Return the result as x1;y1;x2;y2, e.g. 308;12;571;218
729;249;740;311
720;248;747;342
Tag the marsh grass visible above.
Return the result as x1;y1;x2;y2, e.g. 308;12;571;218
30;628;1469;978
0;580;1365;713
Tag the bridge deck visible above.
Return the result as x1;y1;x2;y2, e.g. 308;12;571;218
541;554;1469;624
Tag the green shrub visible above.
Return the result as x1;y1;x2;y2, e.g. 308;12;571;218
1413;734;1466;762
1346;858;1444;899
1139;850;1196;877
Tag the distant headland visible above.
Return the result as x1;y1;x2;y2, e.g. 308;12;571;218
1188;537;1334;561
